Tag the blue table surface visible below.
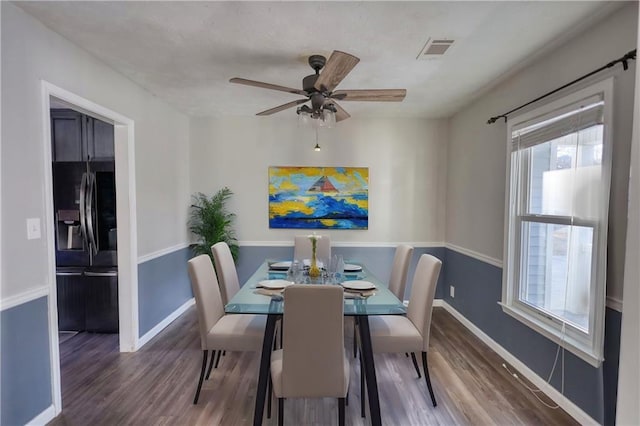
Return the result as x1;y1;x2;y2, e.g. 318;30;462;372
225;261;407;316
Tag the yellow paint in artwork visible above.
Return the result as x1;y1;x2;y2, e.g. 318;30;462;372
269;199;313;217
320;219;338;227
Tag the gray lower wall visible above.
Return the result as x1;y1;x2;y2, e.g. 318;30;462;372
443;248;621;425
1;296;52;425
138;247;194;337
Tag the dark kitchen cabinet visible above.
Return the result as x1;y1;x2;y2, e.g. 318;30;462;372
51;109;114;162
56;269;119;333
56;271;86;332
84;270;119;333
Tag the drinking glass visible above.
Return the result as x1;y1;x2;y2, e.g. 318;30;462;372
329;254;345;284
287;260;303;283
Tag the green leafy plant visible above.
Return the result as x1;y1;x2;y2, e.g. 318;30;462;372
188;187;239;262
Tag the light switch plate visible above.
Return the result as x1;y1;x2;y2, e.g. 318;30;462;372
27;218;41;240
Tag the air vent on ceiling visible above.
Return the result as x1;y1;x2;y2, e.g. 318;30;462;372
417;38;454;60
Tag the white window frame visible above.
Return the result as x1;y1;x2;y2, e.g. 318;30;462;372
501;78;614;367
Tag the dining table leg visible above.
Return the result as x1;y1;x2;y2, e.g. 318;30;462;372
253;313;279;426
358;316;382;426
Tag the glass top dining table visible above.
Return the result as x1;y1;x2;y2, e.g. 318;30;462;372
225;260;404;426
225;260;407;316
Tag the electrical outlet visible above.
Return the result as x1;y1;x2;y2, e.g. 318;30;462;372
450;285;455;298
27;218;41;240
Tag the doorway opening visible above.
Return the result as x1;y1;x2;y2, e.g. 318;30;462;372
41;82;138;415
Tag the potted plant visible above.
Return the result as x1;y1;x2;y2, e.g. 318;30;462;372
188;187;239;263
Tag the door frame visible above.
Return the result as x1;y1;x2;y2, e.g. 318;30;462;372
41;81;139;414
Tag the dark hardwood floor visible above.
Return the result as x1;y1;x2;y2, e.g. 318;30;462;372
48;307;578;425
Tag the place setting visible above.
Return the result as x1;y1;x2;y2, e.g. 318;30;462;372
254;278;293;297
341;280;376;298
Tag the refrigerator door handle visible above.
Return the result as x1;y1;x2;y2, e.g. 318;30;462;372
56;271;83;277
84;271;118;277
79;172;88;248
86;172;98;254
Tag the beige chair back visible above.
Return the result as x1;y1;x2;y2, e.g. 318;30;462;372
211;242;240;305
293;235;331;262
388;245;414;300
407;254;442;352
187;255;226;350
281;285;347;398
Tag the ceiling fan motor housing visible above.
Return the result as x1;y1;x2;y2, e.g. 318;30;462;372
303;74;320;93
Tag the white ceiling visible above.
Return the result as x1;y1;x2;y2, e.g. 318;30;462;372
16;1;620;119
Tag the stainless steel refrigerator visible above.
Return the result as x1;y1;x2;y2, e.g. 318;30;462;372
52;108;118;333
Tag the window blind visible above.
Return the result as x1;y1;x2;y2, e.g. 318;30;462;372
511;94;604;151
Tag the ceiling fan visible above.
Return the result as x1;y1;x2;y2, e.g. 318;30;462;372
229;51;406;123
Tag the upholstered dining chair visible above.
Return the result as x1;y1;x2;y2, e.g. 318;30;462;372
293;235;331;262
352;245;414;367
367;253;442;408
270;285;349;426
187;254;266;404
388;244;414;300
211;241;240;306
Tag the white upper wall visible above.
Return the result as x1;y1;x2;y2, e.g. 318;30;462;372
1;3;191;299
446;2;638;299
189;116;448;244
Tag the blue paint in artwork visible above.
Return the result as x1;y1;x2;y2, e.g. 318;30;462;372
270;193;368;229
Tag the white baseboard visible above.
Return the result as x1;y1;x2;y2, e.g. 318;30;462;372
436;300;598;426
26;404;56;426
136;298;195;350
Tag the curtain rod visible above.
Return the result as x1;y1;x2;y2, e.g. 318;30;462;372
487;49;637;124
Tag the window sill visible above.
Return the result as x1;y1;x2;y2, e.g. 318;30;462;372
498;302;602;368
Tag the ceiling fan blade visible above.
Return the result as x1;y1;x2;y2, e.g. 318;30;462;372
256;99;308;116
331;89;407;102
230;78;308;97
313;51;360;93
330;102;351;122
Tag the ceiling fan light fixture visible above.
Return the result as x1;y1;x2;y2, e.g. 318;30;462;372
321;106;336;128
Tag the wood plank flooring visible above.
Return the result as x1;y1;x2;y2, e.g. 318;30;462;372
48;308;578;425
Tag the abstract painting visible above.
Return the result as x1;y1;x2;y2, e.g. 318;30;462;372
269;166;368;229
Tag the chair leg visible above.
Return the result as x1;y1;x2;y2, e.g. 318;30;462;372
278;398;284;426
410;352;422;379
421;351;437;407
193;350;208;404
338;397;346;426
359;348;366;418
214;349;222;368
267;376;272;419
205;350;216;379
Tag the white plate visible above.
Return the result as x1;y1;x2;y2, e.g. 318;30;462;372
269;261;291;270
258;279;293;289
343;264;362;272
342;280;376;291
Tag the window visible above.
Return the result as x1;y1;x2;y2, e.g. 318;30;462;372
502;79;613;367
